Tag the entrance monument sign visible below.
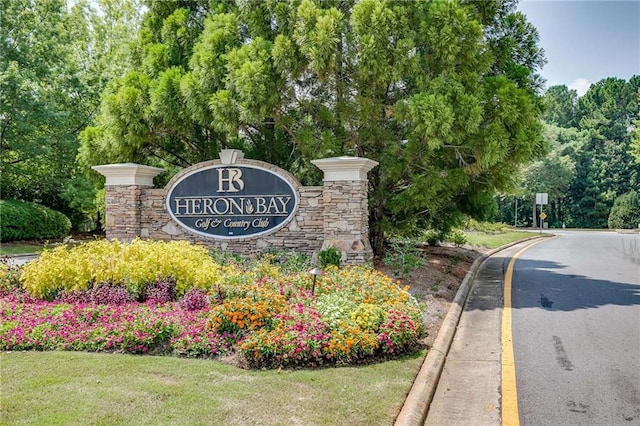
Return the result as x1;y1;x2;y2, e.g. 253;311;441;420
93;150;378;264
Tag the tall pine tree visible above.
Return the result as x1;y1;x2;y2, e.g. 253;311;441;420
81;0;546;252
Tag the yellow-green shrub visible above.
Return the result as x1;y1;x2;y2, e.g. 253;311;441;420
0;263;9;281
21;239;231;299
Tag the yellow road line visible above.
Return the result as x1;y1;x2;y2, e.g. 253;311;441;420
502;239;547;426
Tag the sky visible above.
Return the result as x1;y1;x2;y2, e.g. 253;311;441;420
517;0;640;95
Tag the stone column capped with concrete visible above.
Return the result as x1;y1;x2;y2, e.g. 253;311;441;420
311;156;378;264
92;163;164;241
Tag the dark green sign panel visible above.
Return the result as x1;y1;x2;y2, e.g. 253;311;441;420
166;165;298;239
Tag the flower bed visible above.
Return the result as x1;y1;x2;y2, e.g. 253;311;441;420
1;240;424;369
0;299;233;357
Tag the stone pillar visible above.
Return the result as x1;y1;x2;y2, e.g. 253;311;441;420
92;163;164;241
311;157;378;265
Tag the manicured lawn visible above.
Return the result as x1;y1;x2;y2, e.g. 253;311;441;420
1;350;424;425
0;244;44;256
466;231;541;249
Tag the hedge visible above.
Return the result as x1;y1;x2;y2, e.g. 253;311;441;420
608;191;640;230
0;200;71;242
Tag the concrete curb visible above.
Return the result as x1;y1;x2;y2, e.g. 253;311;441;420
394;236;548;426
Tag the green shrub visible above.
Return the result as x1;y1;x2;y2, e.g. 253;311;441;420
463;218;513;233
608;191;640;229
446;229;468;246
383;242;425;276
422;229;445;246
0;200;71;242
319;246;342;268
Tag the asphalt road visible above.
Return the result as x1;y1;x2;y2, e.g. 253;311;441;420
511;231;640;425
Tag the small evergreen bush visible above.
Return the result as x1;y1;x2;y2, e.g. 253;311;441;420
446;229;468;246
608;191;640;229
422;229;444;246
0;200;71;242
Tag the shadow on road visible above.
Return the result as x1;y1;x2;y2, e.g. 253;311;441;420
467;255;640;313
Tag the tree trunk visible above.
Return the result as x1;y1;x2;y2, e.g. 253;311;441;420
95;211;103;233
369;169;385;257
531;196;537;228
371;214;385;257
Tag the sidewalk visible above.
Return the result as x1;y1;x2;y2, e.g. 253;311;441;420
395;239;542;426
424;248;511;425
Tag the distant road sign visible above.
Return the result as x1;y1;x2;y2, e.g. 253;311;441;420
540;212;547;220
536;193;549;205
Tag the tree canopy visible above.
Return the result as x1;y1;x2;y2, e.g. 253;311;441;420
80;0;546;252
498;76;640;228
1;0;82;209
4;0;636;241
568;77;640;228
1;0;143;227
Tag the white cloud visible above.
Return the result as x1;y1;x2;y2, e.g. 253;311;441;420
569;78;591;97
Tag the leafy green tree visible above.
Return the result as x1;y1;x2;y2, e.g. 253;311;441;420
502;76;639;229
521;124;578;227
79;1;236;170
543;85;579;128
577;77;638;142
567;77;640;228
1;0;142;229
82;0;546;253
631;89;640;164
1;0;80;208
496;123;582;228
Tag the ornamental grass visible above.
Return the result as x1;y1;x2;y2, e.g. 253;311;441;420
1;239;424;369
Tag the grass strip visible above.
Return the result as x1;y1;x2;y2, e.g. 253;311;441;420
1;350;425;425
466;231;539;249
0;245;44;256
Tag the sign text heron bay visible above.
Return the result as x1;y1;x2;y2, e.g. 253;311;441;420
166;165;298;239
